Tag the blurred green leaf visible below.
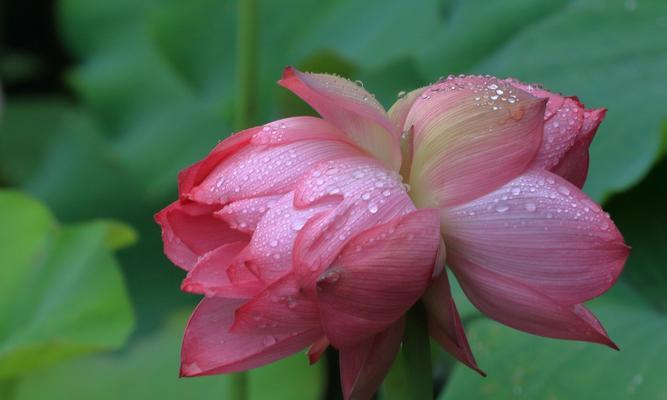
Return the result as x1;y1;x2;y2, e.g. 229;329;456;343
440;301;667;400
0;191;134;378
15;311;323;400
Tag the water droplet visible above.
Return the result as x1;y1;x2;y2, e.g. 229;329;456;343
557;185;571;196
368;204;378;214
361;193;371;201
511;187;521;196
495;205;510;213
269;240;278;247
382;189;391;197
397;90;406;98
263;336;277;346
352;170;365;179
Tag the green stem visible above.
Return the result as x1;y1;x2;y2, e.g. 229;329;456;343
402;303;433;399
235;0;259;131
229;0;258;398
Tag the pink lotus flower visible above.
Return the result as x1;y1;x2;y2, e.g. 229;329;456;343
156;68;628;399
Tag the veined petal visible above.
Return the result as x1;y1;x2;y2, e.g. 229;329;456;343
506;79;607;188
442;170;628;304
316;209;440;348
388;88;425;130
229;193;336;284
190;139;362;205
423;271;482;375
215;195;282;234
180;298;322;376
339;319;404;400
450;258;617;348
230;273;321;335
181;241;257;298
406;76;545;208
279;67;401;170
292;157;416;284
155;201;249;270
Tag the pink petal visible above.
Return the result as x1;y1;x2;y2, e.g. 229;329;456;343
387;88;425;130
442;170;629;304
405;75;545;209
178;127;258;198
181;241;257;298
214;195;282;234
230;273;321;335
279;67;401;170
316;209;440;348
250;116;356;147
180;297;322;376
506;79;607;187
292;156;416;283
307;336;329;365
339;318;404;400
423;271;482;375
450;258;617;348
550;108;606;188
190;138;362;205
155;201;249;270
230;193;336;284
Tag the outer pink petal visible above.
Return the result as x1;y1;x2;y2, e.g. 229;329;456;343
423;271;482;375
550;108;606;188
190;138;362;205
279;67;401;170
339;318;405;400
442;170;629;304
230;273;321;335
292;156;416;284
316;209;440;349
450;258;617;348
406;75;546;209
180;297;322;376
506;79;606;188
178;127;258;198
181;241;256;298
155;201;249;270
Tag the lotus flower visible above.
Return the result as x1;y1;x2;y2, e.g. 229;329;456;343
156;68;628;399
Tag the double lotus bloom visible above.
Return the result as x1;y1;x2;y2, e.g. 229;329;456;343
156;68;629;399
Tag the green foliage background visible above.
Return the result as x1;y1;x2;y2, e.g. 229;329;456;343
0;0;666;398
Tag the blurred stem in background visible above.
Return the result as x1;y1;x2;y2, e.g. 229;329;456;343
402;303;433;400
229;0;258;398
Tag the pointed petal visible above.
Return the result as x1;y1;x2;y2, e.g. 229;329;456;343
442;170;629;304
450;258;617;348
423;271;482;375
279;67;401;170
230;273;321;335
307;336;329;365
388;88;425;130
406;76;545;208
506;79;607;187
292;156;416;283
181;298;322;376
550;108;606;188
339;318;405;400
155;201;249;270
316;209;440;348
181;241;256;297
178;127;258;198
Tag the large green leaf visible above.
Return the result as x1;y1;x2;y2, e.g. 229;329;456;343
0;191;134;378
15;311;324;400
440;298;667;400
